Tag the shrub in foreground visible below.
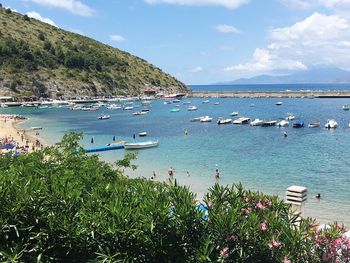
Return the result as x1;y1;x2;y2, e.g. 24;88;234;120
0;133;348;262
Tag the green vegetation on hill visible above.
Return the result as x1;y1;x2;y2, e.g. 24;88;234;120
0;7;188;98
1;133;349;262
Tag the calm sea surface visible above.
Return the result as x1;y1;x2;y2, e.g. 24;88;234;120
2;84;350;225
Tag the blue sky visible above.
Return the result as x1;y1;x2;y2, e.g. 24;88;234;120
3;0;350;84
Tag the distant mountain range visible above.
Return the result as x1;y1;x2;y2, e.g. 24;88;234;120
218;67;350;85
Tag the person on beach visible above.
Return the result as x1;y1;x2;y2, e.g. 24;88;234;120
151;170;156;180
187;171;190;177
168;167;174;179
215;169;220;179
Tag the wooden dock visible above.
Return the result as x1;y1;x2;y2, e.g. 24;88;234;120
189;90;350;98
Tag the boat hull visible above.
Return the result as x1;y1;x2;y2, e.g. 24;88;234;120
124;141;158;150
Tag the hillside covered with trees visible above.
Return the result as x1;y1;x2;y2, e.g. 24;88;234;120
0;6;188;98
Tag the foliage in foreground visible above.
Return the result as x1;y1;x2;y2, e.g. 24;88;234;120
0;133;349;262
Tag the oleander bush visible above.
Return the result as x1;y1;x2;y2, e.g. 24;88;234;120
0;133;348;262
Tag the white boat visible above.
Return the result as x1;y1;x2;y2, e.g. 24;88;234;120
214;102;219;105
30;127;43;130
0;103;8;108
233;117;250;124
250;104;255;107
183;101;191;105
38;106;49;109
97;115;110;120
202;100;210;104
200;116;213;122
124;141;158;150
172;99;181;103
164;101;171;105
277;120;289;127
308;121;320;128
261;120;277;127
285;115;295;121
325;119;338;129
275;102;283;106
187;106;198;111
138;132;147;137
343;104;350;110
124;106;134;110
190;116;205;122
250;119;263;126
107;104;122;110
230;112;239;116
217;118;232;125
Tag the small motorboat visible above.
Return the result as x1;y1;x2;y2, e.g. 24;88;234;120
172;99;181;103
139;132;147;137
107;104;122;110
286;115;295;121
230;112;239;116
275;102;283;106
141;108;150;112
202;100;210;104
183;101;191;105
124;106;134;110
217;118;232;125
200;116;213;122
293;120;304;128
261;120;277;127
250;119;263;126
170;108;180;112
233;117;250;124
343;104;350;110
277;120;289;127
325;119;338;129
164;101;171;105
97;115;110;120
124;141;158;150
214;102;220;105
187;106;198;111
190;116;205;122
132;112;142;116
30;127;43;130
308;121;320;128
250;104;255;107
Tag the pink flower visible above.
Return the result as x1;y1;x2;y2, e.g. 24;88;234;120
265;200;272;207
260;220;268;231
244;196;249;202
220;247;230;259
256;202;265;211
283;256;291;263
268;239;281;250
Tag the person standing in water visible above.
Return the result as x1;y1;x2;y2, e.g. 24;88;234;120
215;169;220;179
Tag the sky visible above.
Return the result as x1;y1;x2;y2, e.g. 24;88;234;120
3;0;350;84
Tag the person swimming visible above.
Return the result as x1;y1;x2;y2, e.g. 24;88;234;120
215;169;220;178
315;193;321;199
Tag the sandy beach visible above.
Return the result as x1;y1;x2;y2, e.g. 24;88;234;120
0;115;45;154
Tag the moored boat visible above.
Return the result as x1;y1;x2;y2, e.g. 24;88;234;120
286;115;295;121
170;108;180;112
97;115;110;120
277;120;289;127
202;100;210;104
230;112;239;116
292;120;304;128
343;104;350;110
124;141;158;149
187;106;198;111
217;118;232;125
275;102;283;106
325;119;338;129
233;117;250;124
123;106;134;110
261;120;277;127
200;116;213;122
139;132;147;137
190;116;205;122
250;119;263;126
308;121;320;128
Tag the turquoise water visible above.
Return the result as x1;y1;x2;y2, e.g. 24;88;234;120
2;96;350;225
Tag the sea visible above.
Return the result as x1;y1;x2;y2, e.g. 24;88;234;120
2;84;350;225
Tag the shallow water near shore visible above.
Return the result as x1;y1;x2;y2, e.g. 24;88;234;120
2;95;350;225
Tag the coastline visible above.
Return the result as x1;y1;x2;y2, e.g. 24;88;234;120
0;115;47;153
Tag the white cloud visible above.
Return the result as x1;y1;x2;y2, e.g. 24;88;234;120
280;0;350;12
189;66;203;73
225;12;350;73
110;35;126;42
28;0;94;16
279;0;317;9
214;24;240;33
26;11;57;27
144;0;249;9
